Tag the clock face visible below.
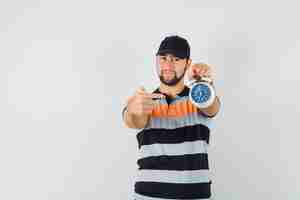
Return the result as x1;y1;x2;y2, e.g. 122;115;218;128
190;83;212;104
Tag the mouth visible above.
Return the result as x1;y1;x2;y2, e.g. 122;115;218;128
162;70;174;76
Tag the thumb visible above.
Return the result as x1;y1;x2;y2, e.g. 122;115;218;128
136;86;147;94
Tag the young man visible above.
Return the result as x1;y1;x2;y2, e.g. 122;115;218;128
123;35;221;199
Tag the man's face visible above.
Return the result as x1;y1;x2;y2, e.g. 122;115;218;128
156;53;190;86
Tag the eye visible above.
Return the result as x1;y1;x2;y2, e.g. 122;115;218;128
174;57;180;62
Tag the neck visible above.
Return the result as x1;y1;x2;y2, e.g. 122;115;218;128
159;81;185;98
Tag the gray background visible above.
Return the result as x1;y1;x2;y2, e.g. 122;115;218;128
1;0;299;199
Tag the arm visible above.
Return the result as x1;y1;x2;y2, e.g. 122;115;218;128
187;63;221;118
198;95;221;118
122;87;162;129
122;106;150;129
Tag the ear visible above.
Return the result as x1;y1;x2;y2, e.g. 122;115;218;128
186;59;192;69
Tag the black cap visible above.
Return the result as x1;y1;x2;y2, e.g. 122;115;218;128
156;35;190;59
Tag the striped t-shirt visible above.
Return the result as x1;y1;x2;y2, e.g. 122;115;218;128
134;85;217;200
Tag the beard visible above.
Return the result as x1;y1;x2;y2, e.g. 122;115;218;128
159;67;187;86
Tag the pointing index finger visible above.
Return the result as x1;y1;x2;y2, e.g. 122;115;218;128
143;93;165;100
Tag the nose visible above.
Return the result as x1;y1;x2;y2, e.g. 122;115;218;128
161;64;174;72
161;59;174;70
162;62;173;69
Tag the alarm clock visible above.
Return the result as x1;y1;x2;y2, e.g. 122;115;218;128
187;77;216;109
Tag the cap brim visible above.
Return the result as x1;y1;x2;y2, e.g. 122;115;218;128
156;49;187;59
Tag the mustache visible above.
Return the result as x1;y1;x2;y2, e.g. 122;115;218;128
161;70;175;74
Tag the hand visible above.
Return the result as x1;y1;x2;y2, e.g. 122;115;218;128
187;63;214;82
126;87;164;116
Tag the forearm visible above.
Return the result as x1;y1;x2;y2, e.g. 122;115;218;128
123;107;149;129
199;95;221;117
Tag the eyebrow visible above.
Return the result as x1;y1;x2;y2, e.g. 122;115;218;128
160;54;180;59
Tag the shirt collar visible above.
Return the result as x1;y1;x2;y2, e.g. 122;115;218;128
153;85;189;98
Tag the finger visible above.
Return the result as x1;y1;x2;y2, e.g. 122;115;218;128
203;64;214;78
151;93;165;100
205;70;212;77
142;104;155;114
145;108;154;114
192;68;198;77
142;93;165;100
144;104;155;111
143;103;155;113
192;69;202;79
136;86;146;95
148;98;163;109
193;63;215;80
200;68;208;76
193;65;204;75
196;64;210;75
192;68;197;75
198;67;204;73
